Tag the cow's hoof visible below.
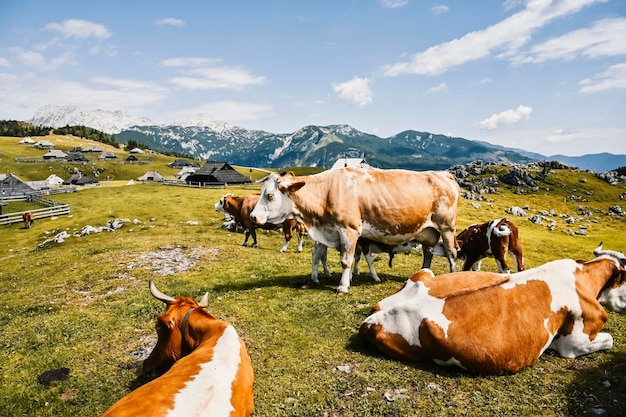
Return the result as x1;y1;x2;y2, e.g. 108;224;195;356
336;286;349;295
242;243;248;247
252;244;259;249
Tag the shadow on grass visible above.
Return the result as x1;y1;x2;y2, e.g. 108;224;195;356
566;351;626;416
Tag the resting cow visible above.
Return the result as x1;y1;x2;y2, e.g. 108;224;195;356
359;243;626;374
250;168;460;293
431;218;524;273
22;211;34;228
215;193;307;252
101;280;254;417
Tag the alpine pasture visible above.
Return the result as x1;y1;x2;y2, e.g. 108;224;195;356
1;135;626;416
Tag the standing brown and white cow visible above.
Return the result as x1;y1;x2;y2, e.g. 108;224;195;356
360;243;626;374
101;280;254;417
22;211;34;228
431;218;524;273
215;193;307;252
250;168;460;293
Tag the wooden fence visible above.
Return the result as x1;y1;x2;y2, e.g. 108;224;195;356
0;195;70;226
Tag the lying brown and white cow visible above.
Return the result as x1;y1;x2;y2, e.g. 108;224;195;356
215;193;307;252
250;168;460;293
359;243;626;374
101;280;254;417
431;218;524;273
22;211;34;228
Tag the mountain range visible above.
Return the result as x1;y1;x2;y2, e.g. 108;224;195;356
27;105;626;172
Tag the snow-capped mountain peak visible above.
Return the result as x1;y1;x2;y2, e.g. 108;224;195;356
28;104;154;134
177;113;234;133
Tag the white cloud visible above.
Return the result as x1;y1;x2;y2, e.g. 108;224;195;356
546;128;579;143
424;82;448;95
10;47;74;71
44;19;110;40
379;0;408;9
161;57;266;90
431;5;450;15
383;0;602;76
333;76;373;108
512;17;626;65
579;63;626;93
478;105;532;130
156;17;186;27
0;73;168;119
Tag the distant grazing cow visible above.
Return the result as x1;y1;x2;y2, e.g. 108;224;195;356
250;168;460;293
22;211;34;228
312;238;422;283
215;193;307;252
101;280;254;417
359;243;626;374
431;218;524;273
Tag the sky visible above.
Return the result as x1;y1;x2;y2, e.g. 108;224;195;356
0;0;625;157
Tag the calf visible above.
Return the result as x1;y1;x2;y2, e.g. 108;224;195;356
22;211;34;228
215;193;307;252
101;280;254;417
312;238;422;283
360;243;626;374
432;218;524;273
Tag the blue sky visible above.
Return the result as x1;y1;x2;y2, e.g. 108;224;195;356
1;0;625;157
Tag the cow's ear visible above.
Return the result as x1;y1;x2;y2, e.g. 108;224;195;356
281;181;305;193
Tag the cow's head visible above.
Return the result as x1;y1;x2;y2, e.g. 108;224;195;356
594;242;626;314
214;193;233;212
142;280;209;376
250;172;302;225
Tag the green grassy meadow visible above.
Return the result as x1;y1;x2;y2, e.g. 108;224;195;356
2;135;626;416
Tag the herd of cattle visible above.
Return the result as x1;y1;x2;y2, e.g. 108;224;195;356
101;167;626;416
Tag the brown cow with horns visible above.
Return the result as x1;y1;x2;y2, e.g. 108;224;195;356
101;280;254;417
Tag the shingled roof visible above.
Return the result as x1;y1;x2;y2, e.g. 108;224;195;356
185;161;251;185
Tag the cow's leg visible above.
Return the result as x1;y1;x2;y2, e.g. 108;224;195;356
510;248;525;272
296;232;304;253
469;259;483;271
250;228;259;249
549;331;613;358
280;223;292;252
353;246;362;276
363;252;381;282
439;229;458;272
337;231;359;294
242;229;251;246
311;242;330;284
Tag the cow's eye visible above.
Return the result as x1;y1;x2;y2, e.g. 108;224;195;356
267;193;274;202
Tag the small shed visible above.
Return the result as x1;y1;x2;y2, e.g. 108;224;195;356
0;173;36;198
19;137;35;144
330;156;370;170
33;140;54;149
66;152;89;162
63;172;99;186
43;150;68;160
46;175;65;186
99;151;117;160
137;171;164;182
169;159;201;168
129;147;145;154
185;161;251;186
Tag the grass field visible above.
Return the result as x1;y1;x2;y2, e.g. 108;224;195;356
2;135;626;416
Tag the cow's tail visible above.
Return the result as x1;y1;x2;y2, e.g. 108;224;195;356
492;219;513;238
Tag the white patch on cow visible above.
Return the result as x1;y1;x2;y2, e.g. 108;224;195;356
500;259;582;315
364;272;452;345
361;221;418;246
167;325;241;417
308;221;343;248
599;283;626;313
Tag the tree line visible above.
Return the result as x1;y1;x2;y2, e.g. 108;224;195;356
0;120;119;148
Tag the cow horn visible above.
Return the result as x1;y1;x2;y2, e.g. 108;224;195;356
198;292;209;308
593;242;626;267
149;280;176;304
